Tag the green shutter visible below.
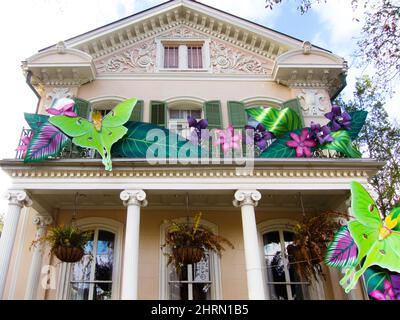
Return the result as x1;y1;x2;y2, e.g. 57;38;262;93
204;101;222;129
282;98;304;126
228;101;247;128
129;100;143;121
73;98;90;119
150;101;167;127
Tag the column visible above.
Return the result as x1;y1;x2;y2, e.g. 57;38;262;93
0;190;32;299
233;189;266;300
120;190;147;300
24;214;53;300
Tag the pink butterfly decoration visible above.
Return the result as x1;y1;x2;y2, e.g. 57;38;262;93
46;102;77;117
214;125;242;153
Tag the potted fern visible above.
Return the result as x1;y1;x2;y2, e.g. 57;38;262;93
162;212;234;270
32;225;92;263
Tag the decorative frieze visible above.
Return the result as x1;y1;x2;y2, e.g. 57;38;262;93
45;87;73;105
297;89;327;116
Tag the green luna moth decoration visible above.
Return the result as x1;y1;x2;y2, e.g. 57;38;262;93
49;98;137;171
325;181;400;293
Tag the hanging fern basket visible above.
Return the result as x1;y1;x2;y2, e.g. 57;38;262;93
172;246;204;265
53;245;84;263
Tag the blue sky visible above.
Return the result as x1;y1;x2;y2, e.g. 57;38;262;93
0;0;398;214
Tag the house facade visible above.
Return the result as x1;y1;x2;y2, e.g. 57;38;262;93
0;0;383;300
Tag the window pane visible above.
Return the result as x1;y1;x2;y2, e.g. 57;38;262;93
93;283;113;300
95;231;114;281
69;283;90;300
164;46;179;68
169;110;181;119
190;110;202;119
188;46;203;69
71;234;94;282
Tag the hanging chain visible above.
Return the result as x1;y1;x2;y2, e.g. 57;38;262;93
299;192;306;218
71;192;79;226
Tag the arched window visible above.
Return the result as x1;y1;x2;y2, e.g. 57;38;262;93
57;218;123;300
160;217;222;300
258;220;325;300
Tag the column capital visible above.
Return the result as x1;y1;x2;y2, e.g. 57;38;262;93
233;190;261;207
3;190;32;208
32;215;53;228
120;190;147;207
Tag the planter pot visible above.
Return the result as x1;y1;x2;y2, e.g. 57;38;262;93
54;246;84;263
172;247;204;265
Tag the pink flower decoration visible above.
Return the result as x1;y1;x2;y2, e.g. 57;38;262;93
46;102;77;117
286;129;316;158
369;279;397;300
16;135;32;158
214;125;242;153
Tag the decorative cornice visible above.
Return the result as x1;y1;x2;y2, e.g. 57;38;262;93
3;190;33;207
120;190;148;207
233;190;261;207
32;215;53;228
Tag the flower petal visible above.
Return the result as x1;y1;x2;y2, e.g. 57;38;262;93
187;116;197;128
289;132;300;142
197;119;208;129
256;123;266;132
304;139;317;147
304;147;312;157
46;108;61;115
296;146;304;158
63;111;78;117
286;140;298;148
330;121;341;131
256;139;267;150
299;129;309;142
369;290;386;300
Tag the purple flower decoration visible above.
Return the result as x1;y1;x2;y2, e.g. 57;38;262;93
286;128;317;158
46;102;77;117
188;116;209;144
245;123;274;151
310;122;334;145
325;105;352;131
369;279;399;300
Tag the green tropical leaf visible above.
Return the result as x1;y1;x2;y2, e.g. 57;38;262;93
245;107;302;137
24;113;50;131
319;130;362;158
363;266;391;294
348;111;368;140
259;129;304;158
111;121;200;159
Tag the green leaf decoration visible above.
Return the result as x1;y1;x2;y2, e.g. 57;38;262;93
49;98;137;171
111;121;200;159
348;111;368;140
245;107;302;137
363;266;391;294
24;113;50;131
318;130;362;158
259;131;296;158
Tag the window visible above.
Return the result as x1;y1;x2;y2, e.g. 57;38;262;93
168;108;202;138
188;46;203;69
168;254;212;300
68;229;115;300
263;230;310;300
164;46;179;68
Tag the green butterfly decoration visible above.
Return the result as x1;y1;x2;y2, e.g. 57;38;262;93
49;98;137;171
339;181;400;293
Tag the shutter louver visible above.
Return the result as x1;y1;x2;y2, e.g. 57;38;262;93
228;101;247;128
204;101;222;129
150;101;167;127
129;100;143;121
73;98;90;119
282;98;304;127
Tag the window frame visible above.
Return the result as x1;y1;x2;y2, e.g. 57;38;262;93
159;217;223;300
257;219;326;300
56;218;124;300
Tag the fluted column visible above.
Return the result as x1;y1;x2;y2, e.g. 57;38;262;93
0;190;32;299
120;190;147;300
24;215;53;300
233;189;266;300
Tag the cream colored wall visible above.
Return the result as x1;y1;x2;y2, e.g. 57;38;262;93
5;207;363;300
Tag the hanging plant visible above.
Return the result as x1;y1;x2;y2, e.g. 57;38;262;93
32;224;92;263
161;212;234;271
287;211;349;282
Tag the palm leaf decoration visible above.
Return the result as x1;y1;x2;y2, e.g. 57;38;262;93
318;130;361;158
24;122;70;163
245;107;302;137
324;225;358;269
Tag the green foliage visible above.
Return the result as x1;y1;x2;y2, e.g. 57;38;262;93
162;212;234;269
348;111;368;140
363;266;391;294
259;129;299;158
318;130;362;158
245;107;302;137
32;225;92;253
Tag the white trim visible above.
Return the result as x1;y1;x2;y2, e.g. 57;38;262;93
159;217;223;300
257;219;325;300
95;74;272;81
57;217;124;300
241;96;284;109
275;49;344;65
26;48;93;64
88;95;126;103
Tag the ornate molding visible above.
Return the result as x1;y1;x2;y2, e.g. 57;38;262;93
3;190;33;207
233;190;261;207
210;40;272;75
120;190;148;207
45;87;73;105
32;215;53;228
96;39;156;73
159;25;206;39
297;89;326;116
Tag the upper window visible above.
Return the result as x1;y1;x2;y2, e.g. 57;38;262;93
168;108;202;138
263;230;310;300
68;229;115;300
162;43;204;70
164;46;179;69
188;46;203;69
